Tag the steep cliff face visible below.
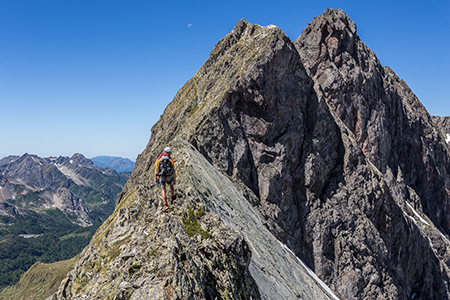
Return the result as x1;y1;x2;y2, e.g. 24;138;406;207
52;140;340;299
294;10;450;297
52;186;260;299
295;8;450;234
52;19;337;300
432;116;450;143
53;9;450;300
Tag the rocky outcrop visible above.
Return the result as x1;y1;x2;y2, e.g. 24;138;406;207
53;188;92;227
432;116;450;143
295;8;450;235
51;170;261;299
52;139;340;300
0;201;19;217
294;10;450;297
179;140;337;299
53;9;450;300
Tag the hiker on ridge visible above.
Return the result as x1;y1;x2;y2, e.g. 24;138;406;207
154;147;176;210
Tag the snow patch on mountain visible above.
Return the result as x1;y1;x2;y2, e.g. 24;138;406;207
406;202;430;226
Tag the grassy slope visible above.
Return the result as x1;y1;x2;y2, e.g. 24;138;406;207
0;255;77;300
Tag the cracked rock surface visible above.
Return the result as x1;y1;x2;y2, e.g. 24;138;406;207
52;9;450;300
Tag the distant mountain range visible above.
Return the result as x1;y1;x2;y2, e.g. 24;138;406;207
90;156;135;173
0;153;129;290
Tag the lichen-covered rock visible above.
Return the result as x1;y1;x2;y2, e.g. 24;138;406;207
52;178;260;299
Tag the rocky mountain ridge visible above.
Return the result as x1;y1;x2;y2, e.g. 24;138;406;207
0;153;128;226
295;9;450;237
51;9;450;300
0;153;130;290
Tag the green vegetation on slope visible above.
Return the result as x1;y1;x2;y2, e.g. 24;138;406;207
0;256;77;300
0;154;130;293
0;211;99;290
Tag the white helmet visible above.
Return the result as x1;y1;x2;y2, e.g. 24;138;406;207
164;147;172;153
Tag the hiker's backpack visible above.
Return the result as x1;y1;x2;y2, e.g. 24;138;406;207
157;155;174;181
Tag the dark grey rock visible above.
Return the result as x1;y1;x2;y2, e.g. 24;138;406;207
52;9;450;300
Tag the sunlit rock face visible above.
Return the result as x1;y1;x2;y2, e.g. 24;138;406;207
52;9;450;300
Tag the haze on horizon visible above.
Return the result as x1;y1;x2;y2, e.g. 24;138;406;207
1;0;448;160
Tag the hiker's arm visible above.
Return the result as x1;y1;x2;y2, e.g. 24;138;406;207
154;159;159;183
172;158;176;184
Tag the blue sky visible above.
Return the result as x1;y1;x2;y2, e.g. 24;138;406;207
1;0;448;160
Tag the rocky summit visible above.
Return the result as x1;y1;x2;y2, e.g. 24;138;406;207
51;8;450;300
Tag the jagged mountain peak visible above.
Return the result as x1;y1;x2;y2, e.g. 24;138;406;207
310;8;356;34
69;153;94;166
51;10;450;300
129;18;307;192
297;6;450;236
296;8;378;79
298;8;358;55
54;17;339;300
19;152;45;163
205;18;285;69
